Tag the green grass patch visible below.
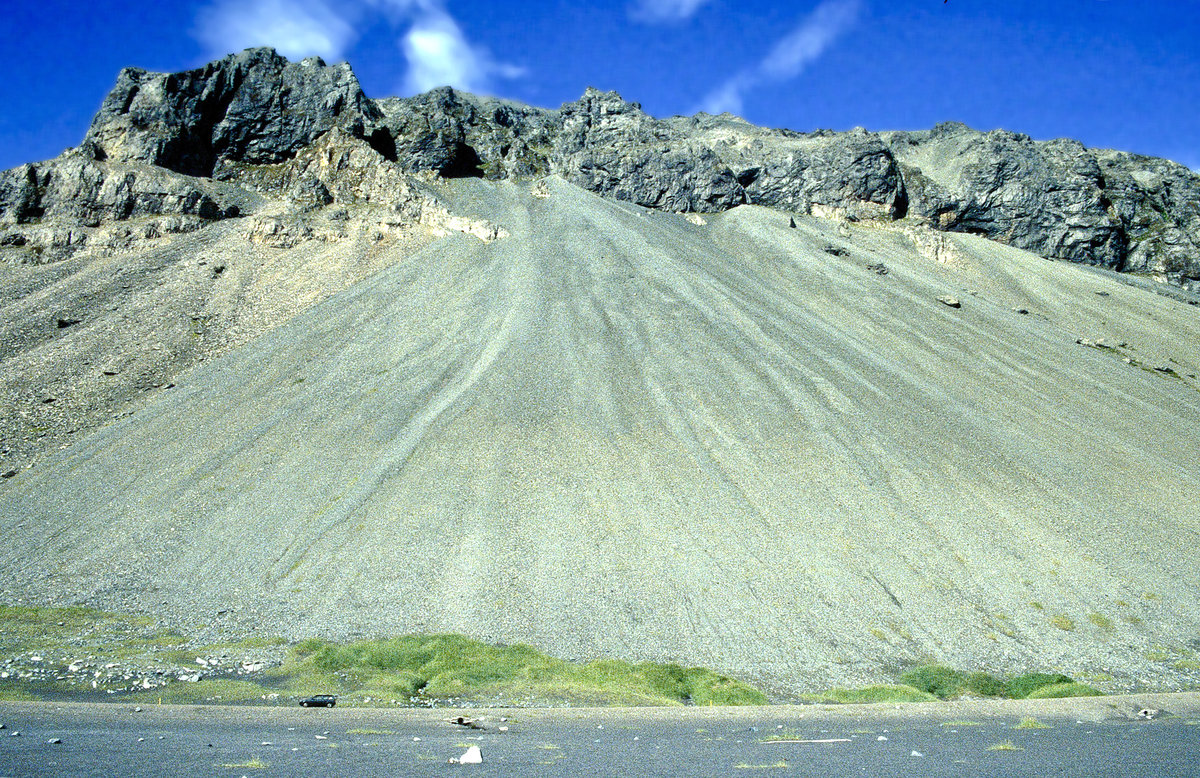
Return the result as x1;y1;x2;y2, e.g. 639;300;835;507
1087;613;1115;631
987;739;1022;752
346;729;394;735
2;606;766;707
1050;614;1075;631
802;684;937;704
899;665;1007;699
941;720;982;727
900;665;965;698
1007;673;1074;699
219;758;269;769
1014;717;1051;729
1023;682;1102;699
735;761;789;769
270;633;767;706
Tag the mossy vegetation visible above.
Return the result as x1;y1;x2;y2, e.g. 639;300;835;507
893;666;1097;701
0;607;1120;707
1050;614;1076;631
0;606;765;707
1013;716;1051;729
1023;682;1103;699
279;634;767;706
800;684;937;704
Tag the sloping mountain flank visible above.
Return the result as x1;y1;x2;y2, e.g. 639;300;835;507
1;50;1199;696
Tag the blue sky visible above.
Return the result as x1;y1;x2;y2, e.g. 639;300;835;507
2;0;1198;171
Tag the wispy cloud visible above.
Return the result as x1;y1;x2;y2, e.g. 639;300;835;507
194;0;356;62
193;0;524;95
630;0;712;23
392;1;526;93
697;0;862;115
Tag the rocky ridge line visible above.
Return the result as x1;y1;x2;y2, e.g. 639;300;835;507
2;47;1198;288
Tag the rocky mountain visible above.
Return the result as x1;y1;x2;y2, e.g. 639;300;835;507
1;49;1199;697
5;48;1199;284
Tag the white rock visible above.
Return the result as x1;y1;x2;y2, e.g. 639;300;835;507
877;736;888;741
457;745;483;764
911;750;923;757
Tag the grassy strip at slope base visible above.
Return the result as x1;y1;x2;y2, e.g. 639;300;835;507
282;634;768;706
899;665;1099;700
800;685;938;704
0;606;766;706
802;666;1105;705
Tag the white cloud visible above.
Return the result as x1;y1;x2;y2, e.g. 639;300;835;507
696;0;862;116
193;0;524;95
697;77;748;115
398;4;525;94
194;0;356;62
630;0;712;23
760;0;860;79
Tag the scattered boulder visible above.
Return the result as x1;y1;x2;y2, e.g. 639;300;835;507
450;745;483;765
937;295;961;308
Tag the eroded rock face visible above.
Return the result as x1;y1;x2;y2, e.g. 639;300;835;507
880;123;1200;289
551;88;745;213
7;48;1200;287
84;48;379;177
0;149;253;263
678;114;907;220
882;124;1125;267
1095;150;1200;288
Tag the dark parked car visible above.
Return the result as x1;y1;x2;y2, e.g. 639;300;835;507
299;694;337;708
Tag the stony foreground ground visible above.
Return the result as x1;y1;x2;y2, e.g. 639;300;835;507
2;692;1198;777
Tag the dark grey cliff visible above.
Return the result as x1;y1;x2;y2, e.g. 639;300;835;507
84;47;379;177
3;48;1199;288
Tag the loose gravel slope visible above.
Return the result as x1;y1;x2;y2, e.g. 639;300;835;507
2;177;1199;696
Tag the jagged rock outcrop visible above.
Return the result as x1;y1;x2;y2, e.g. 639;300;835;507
881;123;1125;267
1095;150;1200;287
881;123;1200;289
551;88;745;212
373;88;558;180
84;47;379;177
0;150;239;226
677;114;906;220
0;149;252;262
5;48;1200;288
223;127;506;241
